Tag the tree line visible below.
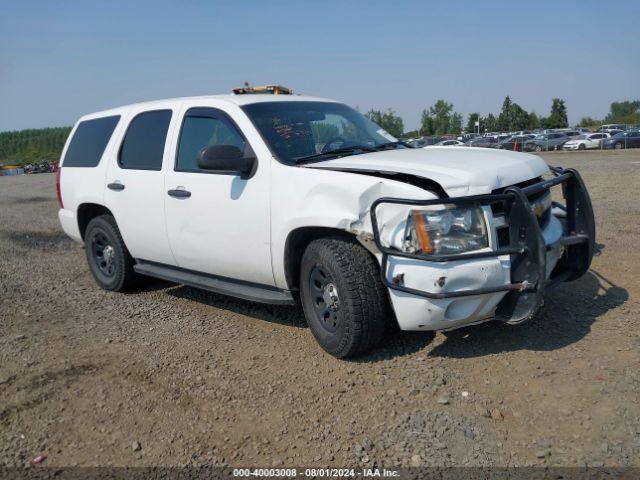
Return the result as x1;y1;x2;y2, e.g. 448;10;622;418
366;99;640;138
1;99;638;163
0;127;72;163
577;101;640;128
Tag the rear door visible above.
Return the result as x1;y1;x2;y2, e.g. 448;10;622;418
163;104;273;285
104;107;178;264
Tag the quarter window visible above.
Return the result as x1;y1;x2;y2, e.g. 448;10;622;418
63;116;120;167
119;110;172;170
176;109;246;172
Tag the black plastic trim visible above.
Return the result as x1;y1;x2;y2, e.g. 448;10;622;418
167;189;191;198
134;260;295;305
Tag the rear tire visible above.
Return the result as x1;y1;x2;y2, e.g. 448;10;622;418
300;237;388;358
534;145;542;152
84;214;137;292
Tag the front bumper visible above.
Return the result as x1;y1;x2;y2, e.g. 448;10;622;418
370;167;596;329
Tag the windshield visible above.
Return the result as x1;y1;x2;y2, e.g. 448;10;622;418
242;101;398;164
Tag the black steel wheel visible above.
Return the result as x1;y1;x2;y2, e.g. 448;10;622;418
308;265;341;334
90;230;116;278
84;214;137;291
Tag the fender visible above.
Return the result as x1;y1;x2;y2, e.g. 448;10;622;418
269;162;439;289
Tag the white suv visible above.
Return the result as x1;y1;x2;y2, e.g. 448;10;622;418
57;92;596;358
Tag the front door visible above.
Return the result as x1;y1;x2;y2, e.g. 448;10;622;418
164;106;273;286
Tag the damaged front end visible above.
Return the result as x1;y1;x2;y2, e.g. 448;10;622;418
369;166;596;325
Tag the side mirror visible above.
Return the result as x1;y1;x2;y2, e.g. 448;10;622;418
197;144;257;179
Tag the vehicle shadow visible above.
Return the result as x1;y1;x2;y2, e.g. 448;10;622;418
352;330;437;363
7;195;51;204
165;285;307;329
134;262;625;362
2;230;75;250
166;284;435;359
428;269;628;359
127;277;176;294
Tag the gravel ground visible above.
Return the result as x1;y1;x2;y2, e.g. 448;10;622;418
1;149;639;470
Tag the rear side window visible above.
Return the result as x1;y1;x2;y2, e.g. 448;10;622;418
119;110;172;170
63;116;120;167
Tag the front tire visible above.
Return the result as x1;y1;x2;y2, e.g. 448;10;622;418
614;142;623;149
534;145;543;152
300;238;388;358
578;143;586;150
84;214;137;291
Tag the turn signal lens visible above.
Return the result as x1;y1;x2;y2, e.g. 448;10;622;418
411;212;433;254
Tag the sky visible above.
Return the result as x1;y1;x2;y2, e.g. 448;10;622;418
1;0;639;132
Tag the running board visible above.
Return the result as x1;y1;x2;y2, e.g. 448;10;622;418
133;261;295;305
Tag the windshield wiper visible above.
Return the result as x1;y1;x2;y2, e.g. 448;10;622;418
295;145;378;164
296;141;407;164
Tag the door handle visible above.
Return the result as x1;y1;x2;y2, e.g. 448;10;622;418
167;188;191;198
107;182;125;191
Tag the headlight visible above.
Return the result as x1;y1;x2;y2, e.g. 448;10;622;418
402;205;488;256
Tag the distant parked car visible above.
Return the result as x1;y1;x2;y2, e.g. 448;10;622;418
604;129;624;137
457;133;478;142
564;131;582;138
467;136;498;148
597;124;625;132
427;139;466;147
511;130;533;136
405;138;427;148
524;133;569;152
601;130;640;149
563;133;610;150
420;136;446;146
494;135;536;151
576;127;592;134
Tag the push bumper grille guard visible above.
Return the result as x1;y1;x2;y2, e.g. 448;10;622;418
370;167;596;323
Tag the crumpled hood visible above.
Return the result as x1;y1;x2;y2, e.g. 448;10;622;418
303;146;550;196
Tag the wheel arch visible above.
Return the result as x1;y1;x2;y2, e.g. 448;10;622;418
283;226;358;291
77;203;114;240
